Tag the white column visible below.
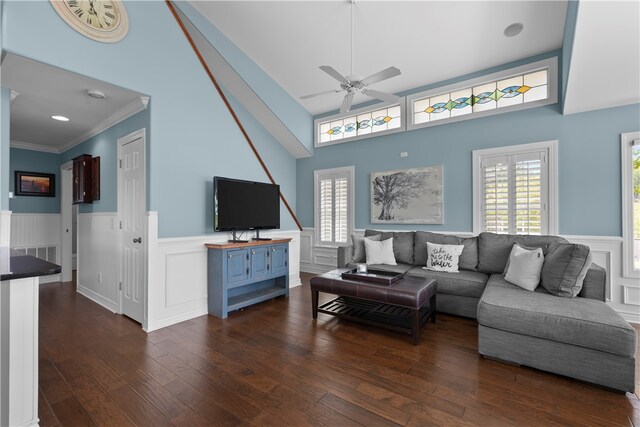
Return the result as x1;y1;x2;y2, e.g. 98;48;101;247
0;211;11;248
0;277;39;427
0;280;9;427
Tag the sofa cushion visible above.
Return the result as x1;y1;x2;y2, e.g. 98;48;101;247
414;231;478;271
477;233;566;274
477;274;637;357
346;262;414;275
351;234;381;263
364;238;396;265
541;242;592;298
364;230;415;265
407;267;488;298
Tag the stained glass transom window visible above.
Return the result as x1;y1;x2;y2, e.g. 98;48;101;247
413;69;549;125
317;104;402;145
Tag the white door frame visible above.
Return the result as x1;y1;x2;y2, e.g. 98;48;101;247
60;161;74;283
117;128;147;325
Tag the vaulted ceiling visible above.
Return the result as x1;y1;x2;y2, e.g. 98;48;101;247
192;0;639;117
192;1;569;115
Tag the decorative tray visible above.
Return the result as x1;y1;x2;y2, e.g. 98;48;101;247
341;268;405;286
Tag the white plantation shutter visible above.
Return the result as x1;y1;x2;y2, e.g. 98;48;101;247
483;156;510;234
334;177;348;243
315;168;353;245
481;150;548;235
319;178;333;242
515;153;544;234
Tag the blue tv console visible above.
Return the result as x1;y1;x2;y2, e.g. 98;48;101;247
205;238;290;319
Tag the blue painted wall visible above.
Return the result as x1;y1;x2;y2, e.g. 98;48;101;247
2;0;298;237
297;100;640;237
223;91;297;234
60;108;150;214
9;148;60;213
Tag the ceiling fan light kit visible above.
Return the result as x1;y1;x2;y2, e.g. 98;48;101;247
301;0;401;113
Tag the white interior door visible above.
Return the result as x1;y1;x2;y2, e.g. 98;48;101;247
119;130;146;323
60;163;73;283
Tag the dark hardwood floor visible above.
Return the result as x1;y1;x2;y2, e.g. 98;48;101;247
38;272;640;426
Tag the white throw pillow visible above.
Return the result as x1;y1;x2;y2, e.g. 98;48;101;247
364;237;397;265
504;243;545;291
423;242;464;273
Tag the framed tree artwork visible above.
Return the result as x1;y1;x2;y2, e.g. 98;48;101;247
15;171;56;197
371;165;443;224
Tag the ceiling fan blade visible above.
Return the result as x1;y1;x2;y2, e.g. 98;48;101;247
319;65;350;84
363;89;400;104
340;92;355;113
300;89;341;100
360;66;401;86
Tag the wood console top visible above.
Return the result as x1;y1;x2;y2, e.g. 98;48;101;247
205;238;292;249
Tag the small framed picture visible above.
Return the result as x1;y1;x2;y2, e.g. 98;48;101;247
15;171;55;197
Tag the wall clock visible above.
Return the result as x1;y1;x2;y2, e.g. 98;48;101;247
50;0;129;43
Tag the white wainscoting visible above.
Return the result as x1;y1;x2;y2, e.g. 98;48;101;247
0;211;12;247
10;213;61;284
562;235;639;324
146;217;300;333
300;228;639;323
76;213;119;313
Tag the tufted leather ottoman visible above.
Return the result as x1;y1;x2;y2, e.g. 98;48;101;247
310;268;437;344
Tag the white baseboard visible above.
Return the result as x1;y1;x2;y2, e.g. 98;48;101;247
144;307;208;333
39;274;60;284
76;283;118;314
289;273;302;288
300;264;333;275
618;311;640;325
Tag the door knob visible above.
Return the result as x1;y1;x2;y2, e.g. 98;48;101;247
133;237;142;243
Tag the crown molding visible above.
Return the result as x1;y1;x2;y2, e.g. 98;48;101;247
10;140;61;154
10;90;19;102
60;96;149;153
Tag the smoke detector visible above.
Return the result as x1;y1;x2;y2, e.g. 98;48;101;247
504;23;524;37
86;89;106;99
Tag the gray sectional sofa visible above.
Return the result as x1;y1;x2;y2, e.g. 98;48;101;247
337;230;637;392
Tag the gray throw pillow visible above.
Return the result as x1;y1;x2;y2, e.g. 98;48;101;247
351;234;381;263
541;241;592;298
364;230;414;264
414;231;478;270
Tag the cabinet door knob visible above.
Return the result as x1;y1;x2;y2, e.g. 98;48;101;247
228;254;232;259
252;250;255;254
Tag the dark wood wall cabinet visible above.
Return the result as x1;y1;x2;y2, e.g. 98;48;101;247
72;154;100;204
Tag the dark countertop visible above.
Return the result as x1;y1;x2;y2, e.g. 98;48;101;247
1;247;62;281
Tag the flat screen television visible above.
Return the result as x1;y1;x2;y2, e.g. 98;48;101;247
214;176;280;242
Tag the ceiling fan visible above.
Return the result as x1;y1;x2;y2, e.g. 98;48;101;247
300;0;401;113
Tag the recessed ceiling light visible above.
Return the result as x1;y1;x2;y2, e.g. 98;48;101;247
51;115;70;122
86;89;106;99
504;22;524;37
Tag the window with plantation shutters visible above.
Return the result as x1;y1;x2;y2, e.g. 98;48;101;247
621;132;640;278
473;141;557;236
315;167;354;246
